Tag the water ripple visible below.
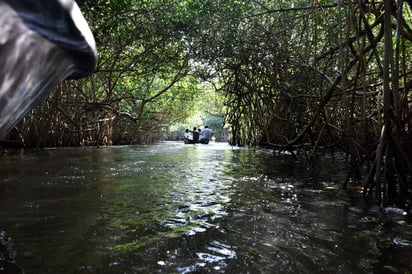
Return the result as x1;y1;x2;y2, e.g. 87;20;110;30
392;237;412;247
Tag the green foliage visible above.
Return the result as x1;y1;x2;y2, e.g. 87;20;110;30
12;0;412;155
164;81;226;141
72;0;207;144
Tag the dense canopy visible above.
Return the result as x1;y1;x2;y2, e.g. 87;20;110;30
2;0;412;206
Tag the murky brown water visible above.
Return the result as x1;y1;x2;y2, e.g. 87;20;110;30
0;142;411;273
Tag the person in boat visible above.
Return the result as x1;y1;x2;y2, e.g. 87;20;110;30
199;125;213;144
183;128;193;143
192;127;200;143
197;128;202;141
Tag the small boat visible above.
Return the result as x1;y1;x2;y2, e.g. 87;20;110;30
184;139;195;144
199;139;210;144
184;139;209;144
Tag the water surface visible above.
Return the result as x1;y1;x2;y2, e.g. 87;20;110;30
0;142;411;273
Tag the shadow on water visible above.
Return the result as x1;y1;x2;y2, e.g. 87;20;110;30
1;142;412;273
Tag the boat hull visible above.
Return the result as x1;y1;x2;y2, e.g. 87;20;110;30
184;139;209;144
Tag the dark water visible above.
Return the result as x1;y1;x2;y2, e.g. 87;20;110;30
0;142;411;273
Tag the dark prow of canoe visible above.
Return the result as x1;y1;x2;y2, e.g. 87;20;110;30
184;139;210;144
0;0;97;139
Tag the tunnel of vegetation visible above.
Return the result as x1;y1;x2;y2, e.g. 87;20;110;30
2;0;412;206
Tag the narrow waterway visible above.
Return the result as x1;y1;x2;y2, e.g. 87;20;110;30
0;142;411;273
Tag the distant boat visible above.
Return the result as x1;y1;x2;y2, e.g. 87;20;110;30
184;139;209;144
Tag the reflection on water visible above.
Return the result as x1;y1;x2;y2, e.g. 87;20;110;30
0;142;411;273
